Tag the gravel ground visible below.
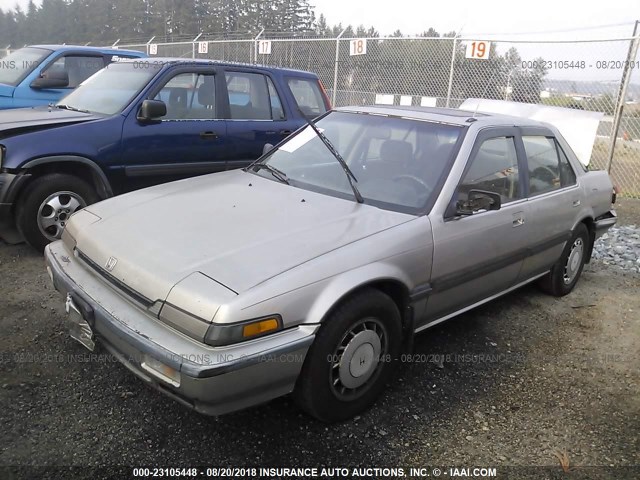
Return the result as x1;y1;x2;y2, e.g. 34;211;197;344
1;200;639;480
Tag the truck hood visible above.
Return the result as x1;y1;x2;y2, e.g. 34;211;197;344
0;106;102;137
0;83;14;98
74;170;414;302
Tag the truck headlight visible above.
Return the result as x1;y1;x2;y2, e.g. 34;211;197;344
204;315;283;347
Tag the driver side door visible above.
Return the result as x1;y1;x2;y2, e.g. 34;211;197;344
424;127;531;325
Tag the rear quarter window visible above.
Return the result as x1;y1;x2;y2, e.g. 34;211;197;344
287;77;327;119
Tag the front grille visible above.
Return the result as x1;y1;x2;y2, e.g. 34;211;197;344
76;249;155;308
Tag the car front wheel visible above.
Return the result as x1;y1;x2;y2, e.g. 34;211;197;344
16;173;99;252
538;223;589;297
294;288;402;422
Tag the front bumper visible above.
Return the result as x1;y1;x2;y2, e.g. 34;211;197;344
45;240;317;416
0;171;31;236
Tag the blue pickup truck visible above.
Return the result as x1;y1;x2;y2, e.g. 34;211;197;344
0;45;145;110
0;58;330;250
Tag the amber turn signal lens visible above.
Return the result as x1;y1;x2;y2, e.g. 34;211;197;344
242;318;279;338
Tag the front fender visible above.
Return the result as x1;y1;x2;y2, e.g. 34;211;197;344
304;262;413;325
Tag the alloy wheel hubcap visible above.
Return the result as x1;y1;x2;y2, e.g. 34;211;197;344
331;318;387;399
37;191;86;241
563;238;584;284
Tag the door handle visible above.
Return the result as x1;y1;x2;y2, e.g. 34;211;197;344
200;131;218;139
279;130;292;136
512;211;525;227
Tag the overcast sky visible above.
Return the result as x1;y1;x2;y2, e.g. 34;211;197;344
1;0;638;80
1;0;638;38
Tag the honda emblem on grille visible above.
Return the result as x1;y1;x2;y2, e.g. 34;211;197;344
105;256;118;272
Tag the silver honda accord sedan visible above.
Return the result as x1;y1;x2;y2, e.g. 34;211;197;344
45;105;617;422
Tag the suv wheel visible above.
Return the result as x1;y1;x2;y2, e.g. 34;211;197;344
16;174;99;252
294;288;402;422
538;223;589;297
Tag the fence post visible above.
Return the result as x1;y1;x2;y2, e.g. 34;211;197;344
445;36;458;108
192;33;202;59
253;28;265;65
606;20;640;173
332;29;347;107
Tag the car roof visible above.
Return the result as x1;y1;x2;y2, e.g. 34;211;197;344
29;44;144;55
334;104;551;128
116;57;319;77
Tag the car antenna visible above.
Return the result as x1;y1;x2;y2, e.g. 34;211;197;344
470;68;501;119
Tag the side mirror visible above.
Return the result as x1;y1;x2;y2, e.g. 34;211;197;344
137;99;167;122
262;143;274;155
455;189;502;216
31;70;69;89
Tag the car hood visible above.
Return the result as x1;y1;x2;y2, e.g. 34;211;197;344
75;170;414;301
0;106;102;136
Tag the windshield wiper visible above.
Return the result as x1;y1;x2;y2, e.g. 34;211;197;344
251;163;290;184
299;111;363;204
56;104;90;113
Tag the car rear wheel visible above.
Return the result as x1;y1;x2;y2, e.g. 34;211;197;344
538;223;589;297
16;174;99;252
294;288;402;422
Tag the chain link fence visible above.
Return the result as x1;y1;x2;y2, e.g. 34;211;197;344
2;31;638;195
117;31;640;196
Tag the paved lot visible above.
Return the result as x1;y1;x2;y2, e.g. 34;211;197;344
1;202;639;479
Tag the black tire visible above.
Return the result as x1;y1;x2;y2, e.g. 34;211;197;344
16;173;99;252
538;223;589;297
294;288;402;422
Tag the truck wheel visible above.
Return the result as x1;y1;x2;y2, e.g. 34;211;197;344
538;223;589;297
16;174;99;252
294;288;402;422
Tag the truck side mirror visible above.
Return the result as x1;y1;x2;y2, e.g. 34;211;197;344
137;99;167;122
31;70;69;89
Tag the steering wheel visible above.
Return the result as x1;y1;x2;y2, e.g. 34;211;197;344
392;174;431;193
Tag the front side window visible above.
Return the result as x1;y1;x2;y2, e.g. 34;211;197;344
154;72;217;120
286;77;327;118
252;111;464;214
0;47;51;86
57;62;162;115
459;136;520;203
42;55;105;88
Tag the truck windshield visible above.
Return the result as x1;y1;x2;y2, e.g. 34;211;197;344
0;47;52;86
56;61;163;115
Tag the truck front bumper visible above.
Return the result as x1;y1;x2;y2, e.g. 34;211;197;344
44;240;317;416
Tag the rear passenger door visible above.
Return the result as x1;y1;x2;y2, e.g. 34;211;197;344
222;69;298;169
120;67;229;189
426;128;530;325
516;127;580;280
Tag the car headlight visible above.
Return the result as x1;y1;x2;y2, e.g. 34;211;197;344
204;315;283;347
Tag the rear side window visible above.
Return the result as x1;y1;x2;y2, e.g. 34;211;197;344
225;71;275;120
459;136;520;203
558;145;577;187
523;136;575;195
287;77;327;118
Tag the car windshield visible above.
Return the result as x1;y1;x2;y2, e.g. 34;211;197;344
56;61;163;115
253;111;465;214
0;47;52;86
